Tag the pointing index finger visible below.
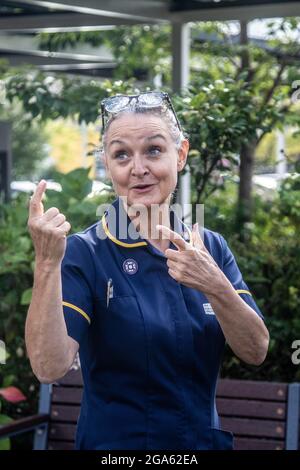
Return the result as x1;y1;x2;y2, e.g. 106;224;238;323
156;224;188;252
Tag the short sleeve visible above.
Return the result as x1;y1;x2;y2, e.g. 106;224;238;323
61;234;95;344
219;234;265;321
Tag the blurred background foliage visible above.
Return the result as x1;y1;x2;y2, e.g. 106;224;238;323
204;173;300;381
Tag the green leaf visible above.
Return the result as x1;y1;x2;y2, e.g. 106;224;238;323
2;375;16;388
20;288;32;305
0;438;10;450
0;414;13;425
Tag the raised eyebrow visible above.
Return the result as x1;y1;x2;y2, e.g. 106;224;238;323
108;134;166;148
108;139;126;148
146;134;167;142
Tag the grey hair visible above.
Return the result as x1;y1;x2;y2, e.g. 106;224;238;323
101;103;186;152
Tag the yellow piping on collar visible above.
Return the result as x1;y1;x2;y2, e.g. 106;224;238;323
101;214;148;248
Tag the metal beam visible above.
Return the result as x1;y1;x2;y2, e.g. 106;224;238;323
4;0;166;22
0;31;115;75
38;63;115;77
0;47;114;62
171;1;300;22
38;62;114;70
0;50;116;67
0;49;116;75
0;13;155;32
0;31;113;57
0;32;113;59
6;0;300;21
0;30;115;74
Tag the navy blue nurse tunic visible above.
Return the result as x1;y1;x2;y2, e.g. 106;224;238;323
61;196;264;450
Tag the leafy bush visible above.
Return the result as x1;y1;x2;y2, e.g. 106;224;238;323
0;386;27;450
205;176;300;382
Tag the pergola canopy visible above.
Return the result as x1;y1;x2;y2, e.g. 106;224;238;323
1;0;299;210
1;0;299;78
1;1;299;30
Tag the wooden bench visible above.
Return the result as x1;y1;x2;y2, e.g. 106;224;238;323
1;368;299;450
217;378;300;450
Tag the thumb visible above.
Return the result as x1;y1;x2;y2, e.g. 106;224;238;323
191;223;205;250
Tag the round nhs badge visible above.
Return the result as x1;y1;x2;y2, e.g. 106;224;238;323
123;258;138;275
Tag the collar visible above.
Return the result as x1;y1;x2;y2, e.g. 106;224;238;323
101;197;192;249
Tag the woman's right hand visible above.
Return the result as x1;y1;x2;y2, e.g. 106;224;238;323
27;180;71;267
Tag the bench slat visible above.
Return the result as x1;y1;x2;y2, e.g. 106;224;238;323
52;387;83;405
48;419;285;442
48;440;75;450
55;369;83;387
217;398;286;420
49;423;77;441
51;405;80;423
221;417;285;438
217;379;287;401
234;437;284;450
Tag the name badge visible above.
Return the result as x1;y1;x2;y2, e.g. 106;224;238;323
203;303;215;315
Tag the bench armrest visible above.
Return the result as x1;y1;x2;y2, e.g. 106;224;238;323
0;413;50;440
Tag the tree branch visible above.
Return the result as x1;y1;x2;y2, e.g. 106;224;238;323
262;62;286;107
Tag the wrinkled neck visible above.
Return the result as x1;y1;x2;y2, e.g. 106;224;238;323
122;196;172;245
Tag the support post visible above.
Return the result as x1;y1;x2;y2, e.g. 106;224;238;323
171;22;191;224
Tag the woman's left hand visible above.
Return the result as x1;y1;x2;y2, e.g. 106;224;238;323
156;223;227;295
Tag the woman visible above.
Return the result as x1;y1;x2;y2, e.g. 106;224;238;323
25;91;269;450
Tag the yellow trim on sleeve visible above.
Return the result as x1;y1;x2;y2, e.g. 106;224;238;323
62;301;91;324
236;289;252;296
101;214;148;248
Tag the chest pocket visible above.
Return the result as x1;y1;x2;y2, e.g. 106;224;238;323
181;288;224;345
182;289;216;324
93;295;147;375
181;289;226;372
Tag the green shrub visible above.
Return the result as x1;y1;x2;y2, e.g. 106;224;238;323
205;177;300;382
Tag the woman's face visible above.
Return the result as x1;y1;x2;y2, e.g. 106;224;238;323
103;113;189;208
